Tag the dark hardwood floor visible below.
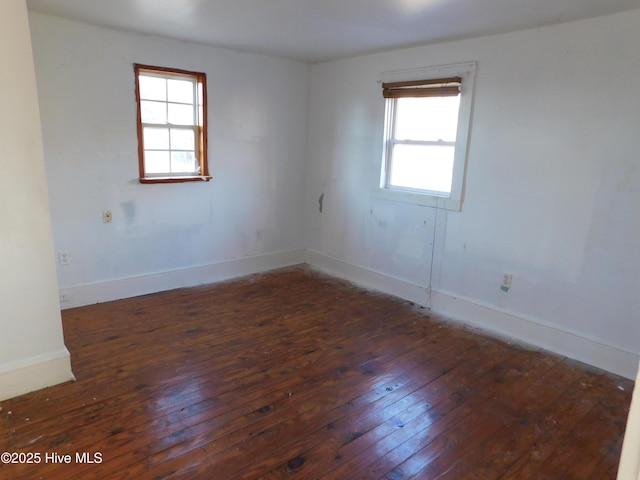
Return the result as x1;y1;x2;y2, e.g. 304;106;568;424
0;266;632;479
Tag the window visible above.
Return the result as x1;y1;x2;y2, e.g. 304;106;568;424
376;62;475;211
134;64;210;183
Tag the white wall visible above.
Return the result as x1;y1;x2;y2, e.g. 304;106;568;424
25;8;640;379
0;0;73;400
28;13;310;306
618;360;640;479
304;11;640;378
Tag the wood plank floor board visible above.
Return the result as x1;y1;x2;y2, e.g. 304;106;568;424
588;433;625;480
375;350;578;480
315;351;516;479
527;376;633;480
0;267;631;480
434;369;595;480
5;279;417;448
494;366;616;480
174;341;506;480
346;350;555;480
52;280;470;478
116;330;475;479
245;340;517;480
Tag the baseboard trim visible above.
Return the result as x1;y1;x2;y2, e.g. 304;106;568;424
305;250;639;379
0;349;74;401
430;289;639;380
59;250;305;309
304;249;430;306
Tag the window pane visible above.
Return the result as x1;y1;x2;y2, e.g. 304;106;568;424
389;144;455;194
171;151;197;173
139;76;166;101
141;100;167;124
143;127;170;150
394;96;460;142
144;150;170;174
168;79;194;104
168;103;195;125
170;128;195;150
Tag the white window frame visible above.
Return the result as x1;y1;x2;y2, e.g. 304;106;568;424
373;62;476;211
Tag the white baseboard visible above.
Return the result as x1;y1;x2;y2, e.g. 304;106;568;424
0;349;74;401
304;249;430;306
59;250;305;309
305;250;639;380
429;289;639;380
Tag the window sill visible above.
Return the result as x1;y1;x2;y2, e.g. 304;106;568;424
140;175;212;184
371;187;461;211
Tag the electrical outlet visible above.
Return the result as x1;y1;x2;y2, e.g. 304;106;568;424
103;210;113;223
501;273;513;293
58;252;71;266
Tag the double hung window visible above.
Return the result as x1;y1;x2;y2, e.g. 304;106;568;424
134;64;210;183
377;63;476;211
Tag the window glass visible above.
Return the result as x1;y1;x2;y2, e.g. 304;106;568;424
168;103;195;125
140;100;167;124
394;96;460;142
389;144;455;193
139;76;166;101
171;151;198;173
387;95;459;194
170;128;195;151
143;127;170;150
167;79;194;104
144;151;170;173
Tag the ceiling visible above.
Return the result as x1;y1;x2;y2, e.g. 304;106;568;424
26;0;640;63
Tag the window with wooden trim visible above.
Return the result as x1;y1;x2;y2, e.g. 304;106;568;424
377;63;476;211
134;64;210;183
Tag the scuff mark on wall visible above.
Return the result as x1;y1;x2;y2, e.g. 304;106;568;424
318;193;324;213
121;201;136;224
